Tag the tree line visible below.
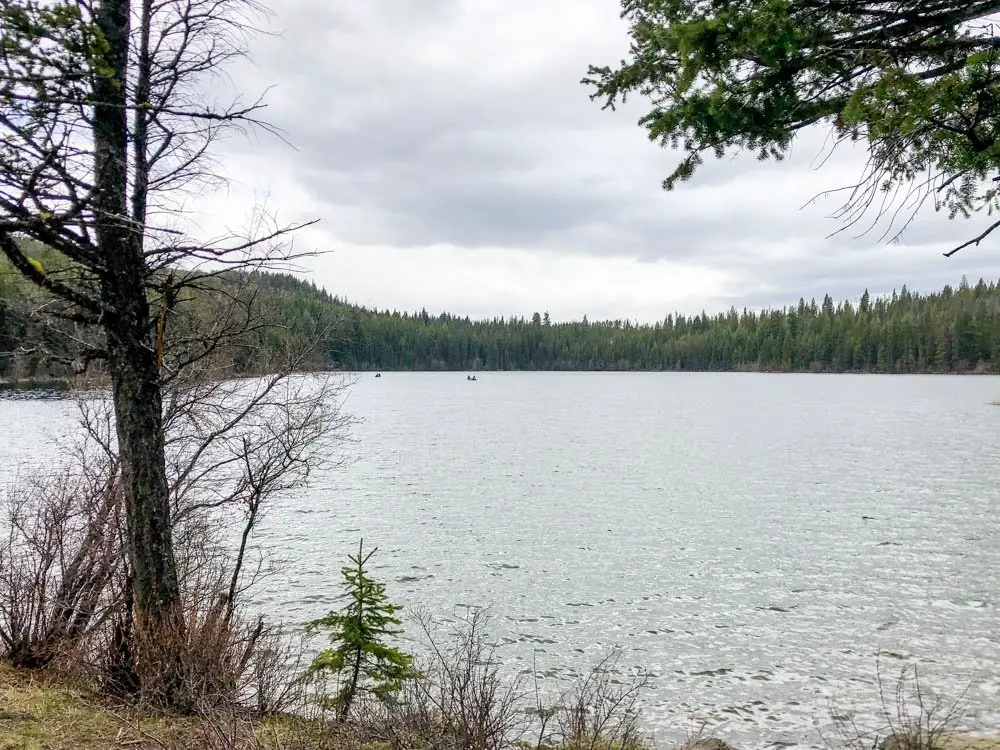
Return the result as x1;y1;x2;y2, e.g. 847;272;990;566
7;263;1000;376
322;277;1000;373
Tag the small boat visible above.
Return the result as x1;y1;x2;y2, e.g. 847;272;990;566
467;375;477;381
375;373;381;378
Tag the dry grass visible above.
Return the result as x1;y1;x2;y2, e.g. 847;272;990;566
0;662;154;749
941;740;1000;750
0;659;997;750
0;663;340;749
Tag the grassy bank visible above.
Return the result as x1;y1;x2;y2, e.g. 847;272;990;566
0;663;997;750
0;663;172;749
0;664;334;750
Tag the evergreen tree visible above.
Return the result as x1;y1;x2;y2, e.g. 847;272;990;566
305;540;416;721
585;2;1000;255
7;256;1000;377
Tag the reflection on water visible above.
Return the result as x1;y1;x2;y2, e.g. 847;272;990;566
4;373;1000;748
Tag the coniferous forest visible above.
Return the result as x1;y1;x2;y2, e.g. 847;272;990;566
321;277;1000;373
5;263;1000;377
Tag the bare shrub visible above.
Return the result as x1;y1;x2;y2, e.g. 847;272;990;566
0;457;122;670
243;627;312;717
164;367;350;712
188;708;268;750
110;707;266;750
0;336;352;717
553;648;650;750
354;607;527;750
353;611;652;750
827;657;967;750
415;607;528;750
63;333;353;710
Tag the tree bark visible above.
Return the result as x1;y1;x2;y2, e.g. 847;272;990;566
92;0;184;702
343;545;365;721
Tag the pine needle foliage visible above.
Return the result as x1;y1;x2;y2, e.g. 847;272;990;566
304;539;416;721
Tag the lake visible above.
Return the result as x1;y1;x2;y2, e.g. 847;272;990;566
2;373;1000;748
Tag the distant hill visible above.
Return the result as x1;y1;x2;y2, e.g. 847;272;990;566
4;253;1000;376
318;277;1000;373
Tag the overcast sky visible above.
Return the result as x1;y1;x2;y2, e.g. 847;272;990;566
189;0;1000;323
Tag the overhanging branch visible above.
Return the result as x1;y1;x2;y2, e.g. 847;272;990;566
0;231;101;318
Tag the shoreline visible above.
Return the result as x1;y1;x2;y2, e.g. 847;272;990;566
0;663;996;750
0;377;73;392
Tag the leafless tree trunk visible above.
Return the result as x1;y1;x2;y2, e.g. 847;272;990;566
76;329;352;705
0;0;317;705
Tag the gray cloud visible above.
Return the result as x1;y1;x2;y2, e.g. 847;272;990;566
210;0;1000;319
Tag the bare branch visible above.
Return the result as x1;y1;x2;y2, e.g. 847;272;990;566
943;217;1000;256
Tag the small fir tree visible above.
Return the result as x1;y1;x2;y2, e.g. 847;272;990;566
305;539;415;720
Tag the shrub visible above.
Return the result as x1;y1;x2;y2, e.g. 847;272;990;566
828;657;967;750
0;463;122;670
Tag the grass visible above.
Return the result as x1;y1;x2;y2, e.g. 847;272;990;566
0;664;130;749
0;663;202;749
943;741;1000;750
0;663;342;749
0;662;996;750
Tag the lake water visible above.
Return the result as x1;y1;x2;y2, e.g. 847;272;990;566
3;373;1000;748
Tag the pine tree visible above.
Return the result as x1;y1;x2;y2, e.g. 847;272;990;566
305;540;416;720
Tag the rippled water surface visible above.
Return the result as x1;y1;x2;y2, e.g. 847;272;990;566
3;373;1000;747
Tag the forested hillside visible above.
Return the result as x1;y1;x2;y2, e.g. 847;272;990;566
4;259;1000;376
325;278;1000;373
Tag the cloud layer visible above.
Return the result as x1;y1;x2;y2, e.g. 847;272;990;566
189;0;1000;321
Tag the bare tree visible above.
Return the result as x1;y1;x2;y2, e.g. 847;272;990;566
73;328;352;705
0;0;317;703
